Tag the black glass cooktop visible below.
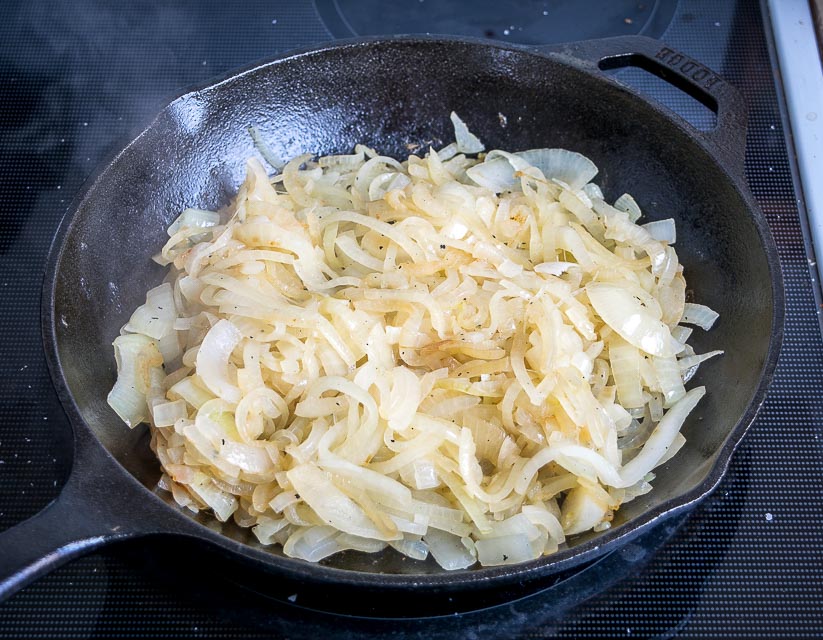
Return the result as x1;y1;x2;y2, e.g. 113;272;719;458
1;0;822;637
315;0;679;44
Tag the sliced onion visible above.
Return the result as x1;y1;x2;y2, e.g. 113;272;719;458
123;282;176;340
642;218;677;244
152;399;188;427
423;528;476;570
582;182;604;200
107;334;164;428
287;463;397;541
587;282;683;357
653;356;687;407
382;366;422;431
319;149;365;171
671;325;693;344
602;208;666;272
252;516;289;545
678;349;724;373
335;533;388;554
196;319;242;403
614;193;642;222
682;303;720;330
284;526;343;562
168;375;213;409
475;533;535;566
368;171;410;201
111;126;722;571
521;504;566;544
220;441;274;475
648;392;664;422
515;148;598;190
560;485;609;535
608;338;645;409
247;124;286;169
618;386;705;487
388;535;429;561
654;432;686;468
534;261;577;277
450;112;485;154
167;208;220;237
466;157;517;192
189;473;238;522
413;459;440;490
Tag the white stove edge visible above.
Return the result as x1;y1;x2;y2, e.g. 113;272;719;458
767;0;823;286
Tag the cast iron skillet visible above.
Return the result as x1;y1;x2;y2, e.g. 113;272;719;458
0;35;783;616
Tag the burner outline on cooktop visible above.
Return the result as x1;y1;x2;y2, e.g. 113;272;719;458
315;0;679;45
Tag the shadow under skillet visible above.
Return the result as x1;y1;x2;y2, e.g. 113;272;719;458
119;509;693;632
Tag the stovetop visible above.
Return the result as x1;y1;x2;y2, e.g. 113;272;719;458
1;0;822;637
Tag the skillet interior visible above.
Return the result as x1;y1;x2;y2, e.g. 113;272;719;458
50;38;777;578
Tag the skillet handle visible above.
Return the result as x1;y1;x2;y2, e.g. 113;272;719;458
537;36;748;174
0;431;154;601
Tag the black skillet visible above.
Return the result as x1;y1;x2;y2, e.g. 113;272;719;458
0;35;783;616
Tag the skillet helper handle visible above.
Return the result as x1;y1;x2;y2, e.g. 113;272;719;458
541;36;748;174
0;436;146;601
